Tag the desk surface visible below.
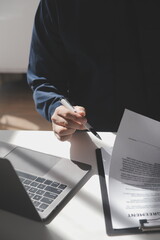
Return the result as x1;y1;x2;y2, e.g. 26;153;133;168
0;130;160;240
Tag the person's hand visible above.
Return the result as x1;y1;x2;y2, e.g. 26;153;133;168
51;105;87;141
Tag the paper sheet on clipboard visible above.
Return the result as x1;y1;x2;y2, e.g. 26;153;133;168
101;109;160;230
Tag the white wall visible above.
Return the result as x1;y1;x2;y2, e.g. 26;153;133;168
0;0;40;73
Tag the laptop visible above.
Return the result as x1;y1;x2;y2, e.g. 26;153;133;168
0;141;91;223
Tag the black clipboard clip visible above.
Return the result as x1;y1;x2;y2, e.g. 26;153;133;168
139;218;160;232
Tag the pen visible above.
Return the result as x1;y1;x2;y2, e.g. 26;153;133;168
60;98;102;140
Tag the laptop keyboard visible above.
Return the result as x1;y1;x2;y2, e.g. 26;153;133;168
16;170;67;213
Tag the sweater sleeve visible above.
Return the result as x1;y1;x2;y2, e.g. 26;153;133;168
27;0;71;121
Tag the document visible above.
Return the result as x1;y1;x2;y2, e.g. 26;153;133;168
102;109;160;230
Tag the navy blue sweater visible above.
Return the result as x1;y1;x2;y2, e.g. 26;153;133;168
27;0;160;131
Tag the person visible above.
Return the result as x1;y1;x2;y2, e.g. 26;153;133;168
27;0;160;141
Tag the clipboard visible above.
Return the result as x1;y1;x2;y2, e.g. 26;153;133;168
96;148;160;236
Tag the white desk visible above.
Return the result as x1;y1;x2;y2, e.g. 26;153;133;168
0;130;159;240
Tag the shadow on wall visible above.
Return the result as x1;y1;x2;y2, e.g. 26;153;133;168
0;74;51;130
0;73;25;84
